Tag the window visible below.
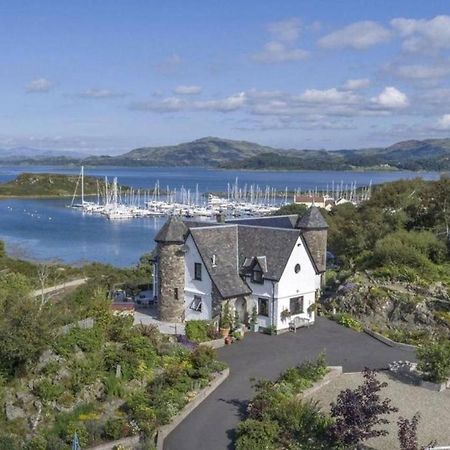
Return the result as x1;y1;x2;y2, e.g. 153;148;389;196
174;287;179;300
190;295;202;312
252;267;263;284
294;263;301;273
290;296;304;315
194;263;202;280
258;298;269;317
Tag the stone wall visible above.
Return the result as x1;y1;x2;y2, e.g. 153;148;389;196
211;283;223;320
157;243;185;322
302;228;327;273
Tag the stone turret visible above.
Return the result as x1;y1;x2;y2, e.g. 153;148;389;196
155;217;188;322
296;206;328;273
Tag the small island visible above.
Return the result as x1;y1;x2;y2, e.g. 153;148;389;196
0;173;124;198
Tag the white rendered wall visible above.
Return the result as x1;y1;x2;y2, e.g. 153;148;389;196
184;235;213;321
246;278;276;329
275;236;320;330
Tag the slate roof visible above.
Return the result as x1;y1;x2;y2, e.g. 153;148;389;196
155;216;188;243
226;215;298;229
237;226;301;280
156;209;325;299
189;226;252;299
296;206;328;229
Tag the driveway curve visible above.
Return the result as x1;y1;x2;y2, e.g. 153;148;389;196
165;318;415;450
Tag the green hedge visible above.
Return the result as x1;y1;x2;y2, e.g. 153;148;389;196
185;320;211;342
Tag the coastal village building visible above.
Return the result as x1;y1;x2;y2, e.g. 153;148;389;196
151;206;328;332
294;194;336;211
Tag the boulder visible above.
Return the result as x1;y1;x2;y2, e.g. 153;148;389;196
36;349;62;371
5;403;26;421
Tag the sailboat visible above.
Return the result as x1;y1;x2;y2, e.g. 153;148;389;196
69;166;86;208
68;166;96;210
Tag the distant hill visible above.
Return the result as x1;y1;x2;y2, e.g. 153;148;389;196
2;137;450;171
0;147;86;162
220;138;450;171
81;137;278;167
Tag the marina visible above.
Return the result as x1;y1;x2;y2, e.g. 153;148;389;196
68;166;373;220
0;165;442;266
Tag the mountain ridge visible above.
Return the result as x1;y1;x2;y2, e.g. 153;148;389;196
1;136;450;171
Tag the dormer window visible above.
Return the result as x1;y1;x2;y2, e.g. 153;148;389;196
252;266;264;284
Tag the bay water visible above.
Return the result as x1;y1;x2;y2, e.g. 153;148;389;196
0;166;441;267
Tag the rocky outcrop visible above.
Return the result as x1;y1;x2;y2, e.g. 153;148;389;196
324;273;450;336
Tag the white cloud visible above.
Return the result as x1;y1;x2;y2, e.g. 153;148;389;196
267;18;301;42
194;92;247;112
342;78;370;90
130;97;187;112
25;78;53;93
253;41;309;63
173;85;202;95
299;88;360;104
391;15;450;52
435;114;450;130
253;18;308;64
371;86;409;109
130;92;246;113
390;63;450;80
318;21;391;49
77;88;127;99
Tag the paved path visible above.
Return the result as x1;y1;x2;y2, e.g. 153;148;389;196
165;317;416;450
134;308;185;335
31;277;88;298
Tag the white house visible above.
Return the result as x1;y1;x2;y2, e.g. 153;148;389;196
152;206;328;332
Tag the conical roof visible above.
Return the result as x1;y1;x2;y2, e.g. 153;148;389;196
155;216;188;243
296;206;328;229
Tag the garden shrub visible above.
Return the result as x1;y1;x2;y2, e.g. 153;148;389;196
185;320;210;342
103;416;130;441
236;419;279;450
280;352;328;392
372;230;446;271
107;315;135;342
329;368;398;448
336;313;363;332
53;326;103;358
417;340;450;383
103;374;125;398
237;354;333;449
24;435;47;450
125;391;157;435
33;378;65;402
190;345;216;369
384;328;431;346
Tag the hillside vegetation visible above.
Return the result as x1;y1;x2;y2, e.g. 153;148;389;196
0;250;224;449
324;176;450;342
0;173;123;197
276;176;450;342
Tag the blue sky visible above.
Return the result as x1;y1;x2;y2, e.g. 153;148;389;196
1;0;450;153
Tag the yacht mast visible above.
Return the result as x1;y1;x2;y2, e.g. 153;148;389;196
81;165;85;205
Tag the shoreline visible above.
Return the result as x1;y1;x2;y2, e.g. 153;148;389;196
0;193;99;200
0;163;445;174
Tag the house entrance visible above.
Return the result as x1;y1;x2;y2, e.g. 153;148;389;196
234;297;247;324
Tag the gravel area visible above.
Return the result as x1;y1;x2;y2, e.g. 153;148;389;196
133;307;185;334
312;371;450;449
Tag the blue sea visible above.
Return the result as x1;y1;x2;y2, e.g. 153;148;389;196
0;165;442;267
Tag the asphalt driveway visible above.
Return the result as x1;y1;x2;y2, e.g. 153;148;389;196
165;318;416;450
